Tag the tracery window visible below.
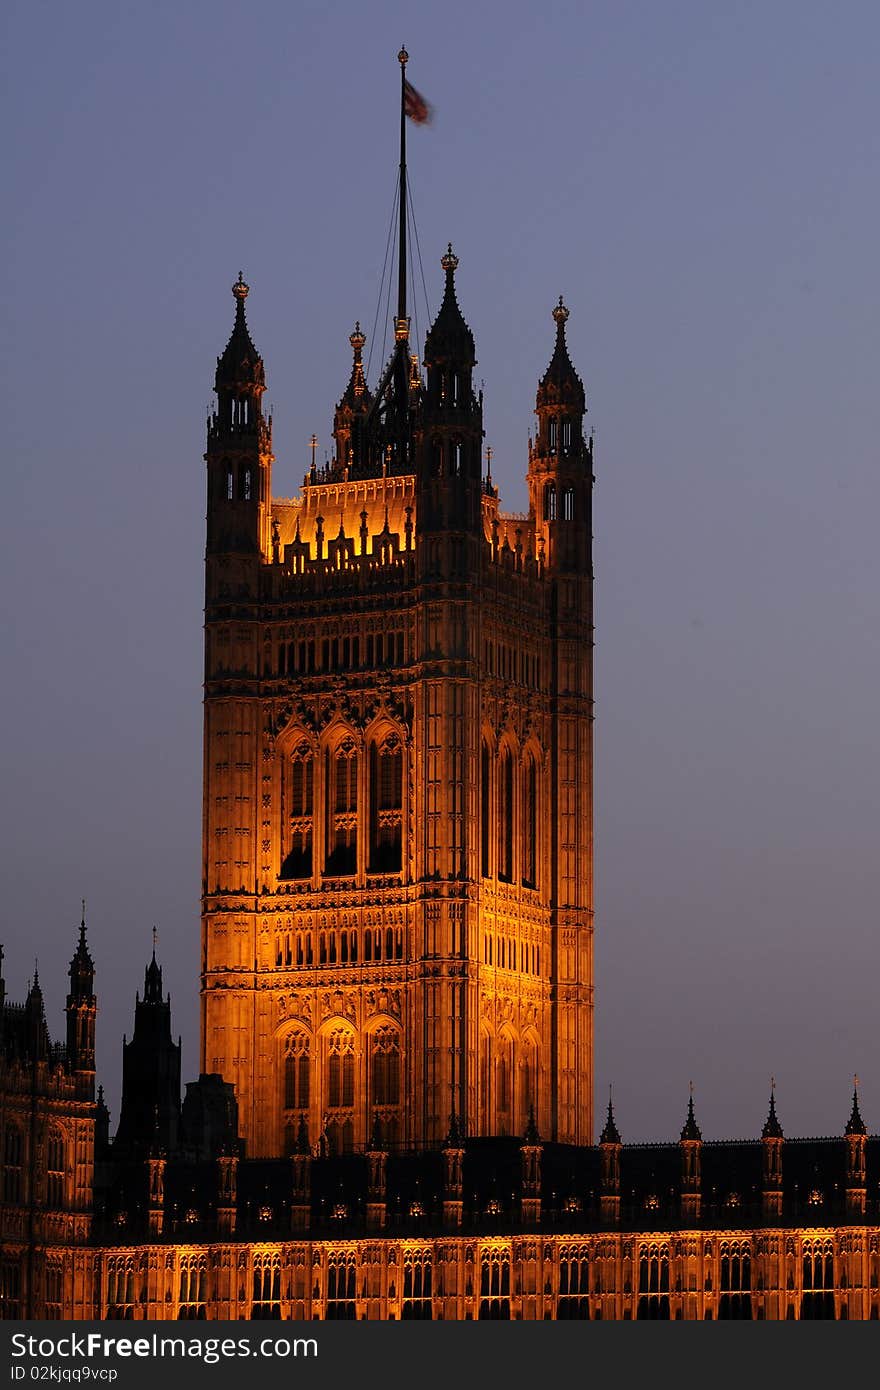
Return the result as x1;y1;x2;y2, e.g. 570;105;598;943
369;736;403;873
178;1256;207;1319
519;1037;538;1132
105;1259;137;1319
44;1263;63;1320
251;1253;281;1319
281;743;313;879
479;1249;511;1319
326;741;358;875
324;1029;355;1154
326;1253;357;1319
522;755;538;888
563;485;575;520
548;419;558;452
498;747;514;883
801;1241;836;1320
369;1027;401;1148
497;1035;514;1137
402;1251;433;1319
544;482;557;520
47;1130;65;1208
481;741;491;878
557;1246;590;1319
718;1242;752;1320
2;1127;23;1204
479;1032;492;1134
636;1244;670;1319
282;1032;310;1122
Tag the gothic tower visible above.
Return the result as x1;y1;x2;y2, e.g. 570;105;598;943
200;60;594;1154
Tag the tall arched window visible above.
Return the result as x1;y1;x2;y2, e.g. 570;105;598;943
47;1130;65;1208
498;747;514;883
3;1126;23;1203
481;741;491;878
281;743;313;879
544;482;557;521
370;1026;401;1147
225;465;234;501
326;740;358;875
479;1032;492;1133
548;418;558;452
497;1035;514;1136
522;756;537;889
282;1033;310;1114
563;486;575;521
519;1037;539;1132
369;736;403;872
324;1029;356;1154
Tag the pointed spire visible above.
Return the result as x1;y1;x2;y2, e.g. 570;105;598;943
424;244;476;367
215;272;265;392
522;1105;541;1146
536;296;585;412
762;1078;784;1139
680;1083;702;1142
845;1076;867;1137
143;931;164;1005
337;323;372;412
600;1088;621;1144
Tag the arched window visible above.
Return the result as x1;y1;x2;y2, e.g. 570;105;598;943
522;756;537;888
548;418;557;452
452;441;462;475
241;466;252;501
47;1131;65;1209
498;747;514;883
283;1033;310;1113
563;486;575;521
481;741;491;878
251;1254;281;1320
562;418;572;450
544;483;557;522
519;1037;539;1132
497;1035;514;1136
324;1029;356;1154
326;740;358;875
225;465;234;501
637;1245;671;1319
281;744;313;879
369;736;403;873
479;1251;511;1319
3;1126;23;1204
479;1032;492;1132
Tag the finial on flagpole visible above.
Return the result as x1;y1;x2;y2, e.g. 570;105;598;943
398;46;408;67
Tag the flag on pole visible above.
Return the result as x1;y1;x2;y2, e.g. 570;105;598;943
404;79;432;125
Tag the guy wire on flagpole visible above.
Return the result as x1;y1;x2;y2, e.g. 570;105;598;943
397;46;408;332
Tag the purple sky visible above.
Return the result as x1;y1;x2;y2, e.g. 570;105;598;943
1;0;878;1142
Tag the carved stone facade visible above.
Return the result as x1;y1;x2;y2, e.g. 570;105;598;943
14;1227;880;1321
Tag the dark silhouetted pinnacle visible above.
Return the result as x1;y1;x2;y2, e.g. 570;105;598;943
424;244;476;367
536;296;585;412
215;273;265;391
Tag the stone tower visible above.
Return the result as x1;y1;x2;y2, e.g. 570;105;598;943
200;61;594;1155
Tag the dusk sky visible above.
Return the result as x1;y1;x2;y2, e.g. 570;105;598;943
1;0;878;1142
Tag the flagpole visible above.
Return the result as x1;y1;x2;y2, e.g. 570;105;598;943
397;46;408;334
